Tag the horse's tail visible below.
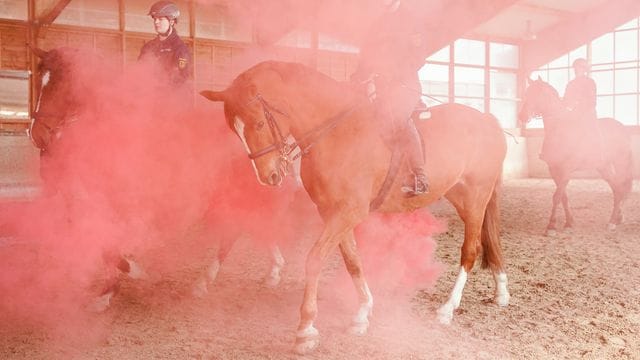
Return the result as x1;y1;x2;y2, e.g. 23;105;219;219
480;179;503;271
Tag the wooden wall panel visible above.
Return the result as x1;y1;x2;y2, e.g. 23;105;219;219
124;37;149;64
0;24;28;70
95;33;121;57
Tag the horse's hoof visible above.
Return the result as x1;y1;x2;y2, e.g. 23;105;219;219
348;320;369;336
294;337;319;355
436;303;454;325
263;274;281;288
294;325;319;355
607;223;617;231
191;279;208;299
87;292;113;313
563;227;574;234
495;292;510;307
126;259;148;280
544;229;557;237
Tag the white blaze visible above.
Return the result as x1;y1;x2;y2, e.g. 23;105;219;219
34;70;50;113
234;116;267;185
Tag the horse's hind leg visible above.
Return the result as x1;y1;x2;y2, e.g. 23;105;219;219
338;233;373;335
561;190;573;230
438;183;493;324
601;158;632;230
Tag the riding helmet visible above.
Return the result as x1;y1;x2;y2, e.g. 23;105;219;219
572;58;588;69
148;1;180;20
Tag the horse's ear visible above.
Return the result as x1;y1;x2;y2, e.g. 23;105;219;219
27;43;48;59
199;90;227;102
245;83;258;98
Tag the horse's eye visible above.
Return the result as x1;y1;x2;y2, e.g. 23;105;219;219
256;121;265;130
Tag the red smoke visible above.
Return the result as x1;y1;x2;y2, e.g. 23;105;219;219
1;3;444;350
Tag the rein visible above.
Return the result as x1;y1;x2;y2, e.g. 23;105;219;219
29;111;79;148
245;93;363;174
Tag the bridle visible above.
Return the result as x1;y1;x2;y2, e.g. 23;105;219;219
244;93;362;176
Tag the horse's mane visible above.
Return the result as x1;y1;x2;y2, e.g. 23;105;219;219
531;79;560;100
234;60;350;97
222;61;357;130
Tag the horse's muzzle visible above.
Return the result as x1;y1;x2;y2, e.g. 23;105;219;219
268;170;283;186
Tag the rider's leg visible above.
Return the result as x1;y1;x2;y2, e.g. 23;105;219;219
400;118;429;195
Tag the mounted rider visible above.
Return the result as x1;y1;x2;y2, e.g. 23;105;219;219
563;58;597;124
138;1;192;86
351;0;430;196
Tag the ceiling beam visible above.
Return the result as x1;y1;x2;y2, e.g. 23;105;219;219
34;0;72;38
36;0;72;25
422;0;520;56
522;0;640;73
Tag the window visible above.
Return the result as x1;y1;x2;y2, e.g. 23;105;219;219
454;66;485;112
420;40;519;127
0;0;27;20
490;43;518;69
318;34;358;53
532;16;640;126
454;39;485;66
592;33;614;64
55;0;119;30
194;2;251;41
615;30;638;62
0;70;30;124
276;30;311;48
419;63;448;107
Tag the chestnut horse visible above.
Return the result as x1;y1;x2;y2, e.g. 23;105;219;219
519;79;632;235
201;60;510;354
28;47;291;310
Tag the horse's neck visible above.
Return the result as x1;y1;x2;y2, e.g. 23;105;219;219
541;96;566;129
288;81;359;137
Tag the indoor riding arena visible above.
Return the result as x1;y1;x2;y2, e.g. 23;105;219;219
1;1;640;359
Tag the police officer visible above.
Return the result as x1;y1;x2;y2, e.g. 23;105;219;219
351;0;429;196
138;1;192;86
563;58;597;123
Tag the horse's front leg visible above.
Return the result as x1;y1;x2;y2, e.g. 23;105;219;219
264;244;285;287
547;169;569;236
545;189;561;236
339;233;373;335
295;217;354;354
192;234;236;298
561;191;574;230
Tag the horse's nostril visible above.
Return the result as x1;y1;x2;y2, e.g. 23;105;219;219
269;172;281;186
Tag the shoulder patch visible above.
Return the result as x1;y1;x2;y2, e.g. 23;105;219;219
178;57;187;69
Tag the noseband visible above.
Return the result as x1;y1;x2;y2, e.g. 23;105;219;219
245;94;299;176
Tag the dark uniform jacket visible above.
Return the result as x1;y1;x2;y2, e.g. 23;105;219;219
352;4;428;126
563;75;597;119
353;4;428;85
138;30;191;85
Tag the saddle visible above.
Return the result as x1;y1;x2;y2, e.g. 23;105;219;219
369;105;430;211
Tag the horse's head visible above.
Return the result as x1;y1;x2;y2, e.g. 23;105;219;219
200;63;296;187
29;46;79;150
518;77;560;127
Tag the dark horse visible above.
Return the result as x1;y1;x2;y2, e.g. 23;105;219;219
519;79;632;235
201;61;510;354
28;46;147;310
28;47;293;310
